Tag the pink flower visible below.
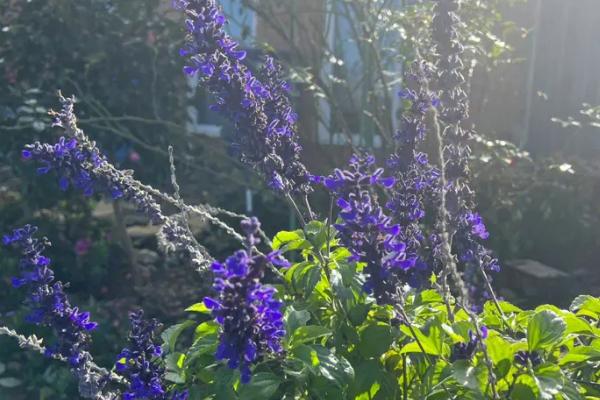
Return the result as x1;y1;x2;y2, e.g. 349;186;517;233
74;238;92;256
129;151;141;163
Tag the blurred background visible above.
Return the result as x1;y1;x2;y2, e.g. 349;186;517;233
1;0;599;397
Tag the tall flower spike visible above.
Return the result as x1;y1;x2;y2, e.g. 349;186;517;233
204;217;285;383
387;61;442;288
23;95;220;275
2;225;113;399
116;310;188;400
23;95;165;224
321;153;416;304
175;0;311;194
432;0;499;306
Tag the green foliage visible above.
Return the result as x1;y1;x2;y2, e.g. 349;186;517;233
164;224;600;399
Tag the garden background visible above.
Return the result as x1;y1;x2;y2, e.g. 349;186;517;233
1;0;600;398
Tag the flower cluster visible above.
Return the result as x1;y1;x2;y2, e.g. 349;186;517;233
449;327;488;362
3;225;97;366
2;225;115;399
387;61;442;287
116;310;188;400
432;0;499;304
24;95;240;277
320;154;417;303
23;95;164;224
514;350;542;368
174;0;311;194
204;217;285;383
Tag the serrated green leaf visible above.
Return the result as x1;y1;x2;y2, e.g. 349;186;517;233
285;306;311;337
359;322;393;358
399;325;441;356
195;320;219;338
452;360;488;393
533;364;563;400
292;345;354;387
162;320;195;352
272;230;306;251
237;372;281;399
570;295;600;319
527;310;566;351
290;325;332;347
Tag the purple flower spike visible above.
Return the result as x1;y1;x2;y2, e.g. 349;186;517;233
207;218;285;383
175;1;311;194
3;225;97;368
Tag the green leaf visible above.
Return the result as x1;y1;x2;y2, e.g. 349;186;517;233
237;372;281;399
290;325;332;347
533;364;563;400
195;321;219;338
350;360;382;398
485;333;515;366
162;320;195;352
164;353;186;384
272;230;306;251
285;306;311;336
511;376;538;400
358;322;393;358
185;302;211;314
186;334;218;364
452;360;488;393
400;325;441;356
304;220;329;250
484;300;523;315
527;310;566;351
286;261;321;296
292;345;354;387
214;366;237;399
415;290;444;306
570;295;600;319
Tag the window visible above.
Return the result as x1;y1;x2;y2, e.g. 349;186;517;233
318;0;404;148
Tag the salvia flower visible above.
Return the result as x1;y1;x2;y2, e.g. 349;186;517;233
2;225;117;399
514;350;542;368
3;225;97;366
432;0;499;305
174;0;310;194
321;153;417;303
204;217;285;383
449;326;487;362
23;95;224;277
116;310;188;400
387;61;442;287
23;95;164;224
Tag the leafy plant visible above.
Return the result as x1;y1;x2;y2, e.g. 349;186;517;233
1;1;597;400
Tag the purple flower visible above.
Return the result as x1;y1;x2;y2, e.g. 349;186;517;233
3;225;98;367
175;0;310;194
321;154;415;303
382;61;444;289
205;217;285;383
23;96;165;224
514;350;542;367
74;238;93;256
116;310;187;400
432;0;500;305
466;213;489;240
